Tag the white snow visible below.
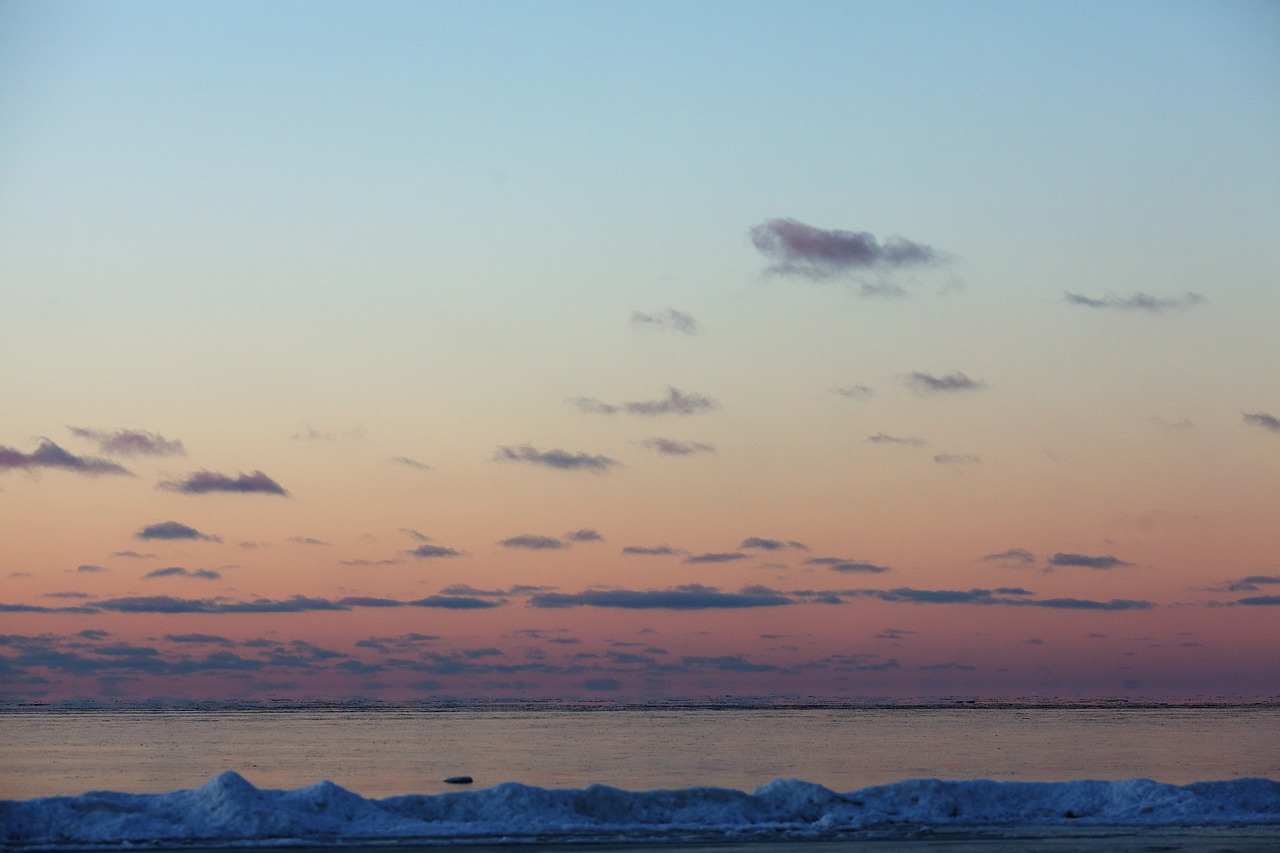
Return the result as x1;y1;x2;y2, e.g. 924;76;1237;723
1;771;1277;848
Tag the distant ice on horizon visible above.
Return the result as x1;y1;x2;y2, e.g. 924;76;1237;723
1;771;1278;848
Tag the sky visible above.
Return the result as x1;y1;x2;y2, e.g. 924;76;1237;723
2;0;1278;704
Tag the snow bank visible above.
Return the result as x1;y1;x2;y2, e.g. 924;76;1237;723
2;772;1277;849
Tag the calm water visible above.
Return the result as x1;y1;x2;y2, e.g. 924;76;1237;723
3;705;1278;800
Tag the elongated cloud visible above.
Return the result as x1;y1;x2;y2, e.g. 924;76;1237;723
750;218;940;279
159;470;288;496
806;557;892;574
741;537;807;551
408;544;461;559
907;371;985;393
69;427;185;457
565;529;603;543
1243;412;1280;433
1048;553;1133;570
499;535;566;550
495;444;619;473
630;308;698;334
867;433;926;446
685;552;748;564
834;384;874;399
529;586;792;610
135;521;220;542
144;567;221;580
86;593;499;614
1064;291;1205;313
622;545;682;556
639;437;716;456
935;453;981;466
571;387;717;417
982;548;1037;565
390;456;432;470
0;439;132;476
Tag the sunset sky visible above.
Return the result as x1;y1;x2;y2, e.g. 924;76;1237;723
2;0;1278;704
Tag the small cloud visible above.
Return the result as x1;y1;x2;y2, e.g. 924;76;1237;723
290;424;333;441
934;453;981;466
907;371;986;393
1048;552;1133;570
573;387;717;417
408;544;461;559
158;470;288;496
165;633;233;645
288;536;330;546
530;586;792;610
639;437;716;456
1064;291;1205;313
919;662;977;671
499;535;566;550
1152;416;1193;431
112;550;156;559
579;677;623;692
740;537;807;551
135;521;220;542
685;551;748;564
391;456;432;470
76;564;109;573
622;545;682;556
750;218;941;279
1243;412;1280;433
400;529;432;542
495;444;619;473
630;308;698;335
982;548;1037;565
144;566;221;580
805;557;891;574
68;427;185;457
565;529;603;543
867;433;926;446
338;558;405;567
0;439;132;476
834;384;874;399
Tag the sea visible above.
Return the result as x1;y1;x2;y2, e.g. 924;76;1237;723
3;699;1278;800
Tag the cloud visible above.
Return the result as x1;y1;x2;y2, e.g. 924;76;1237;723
1064;291;1206;313
579;677;623;692
565;529;603;543
740;537;807;551
529;585;792;610
682;655;782;673
1243;412;1280;433
622;545;682;556
1048;552;1133;570
867;433;926;446
390;456;432;470
1237;595;1280;606
639;437;716;456
907;371;986;393
0;439;132;476
495;444;619;473
408;544;461;559
135;521;220;542
158;470;288;496
630;308;698;334
920;662;977;671
112;550;156;559
572;387;717;417
981;548;1037;565
68;427;185;457
288;536;330;546
86;592;501;614
1224;575;1280;592
165;633;233;646
499;535;567;550
934;453;981;466
805;557;892;574
749;218;941;279
834;385;874;399
685;551;748;564
143;566;221;580
75;564;108;573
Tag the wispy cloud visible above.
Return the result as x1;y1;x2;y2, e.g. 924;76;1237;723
565;529;603;543
495;444;619;473
1243;412;1280;433
570;387;717;417
1047;552;1133;570
630;308;698;334
158;470;288;496
390;456;432;470
408;544;462;559
907;371;986;393
622;545;682;556
499;535;567;550
1064;291;1205;313
529;585;792;610
638;437;716;455
740;537;807;551
0;439;132;476
805;557;892;574
135;521;220;542
833;384;874;399
288;536;330;546
69;427;185;457
867;433;926;446
934;453;981;466
685;551;748;564
144;566;221;580
981;548;1037;565
749;218;941;279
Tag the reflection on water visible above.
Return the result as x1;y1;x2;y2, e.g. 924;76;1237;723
2;706;1278;799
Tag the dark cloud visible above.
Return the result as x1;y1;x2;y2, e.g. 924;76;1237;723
495;444;619;473
740;537;807;551
158;470;288;496
68;427;185;457
135;521;220;542
982;548;1037;565
75;564;108;573
685;551;748;564
408;596;500;609
143;567;221;580
572;387;717;417
907;371;986;393
0;439;132;476
682;655;783;673
499;535;566;550
390;456;432;470
935;454;981;466
630;308;698;334
338;558;404;566
1237;595;1280;606
840;586;1154;611
408;544;461;559
920;662;977;671
111;550;155;559
1243;412;1280;433
749;218;941;279
529;585;792;610
579;677;623;692
639;437;716;456
1064;291;1205;313
867;433;926;446
565;529;603;543
622;545;682;556
1224;575;1280;592
85;592;500;614
1048;552;1133;570
1017;597;1153;611
805;557;893;574
165;633;233;646
834;384;875;399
